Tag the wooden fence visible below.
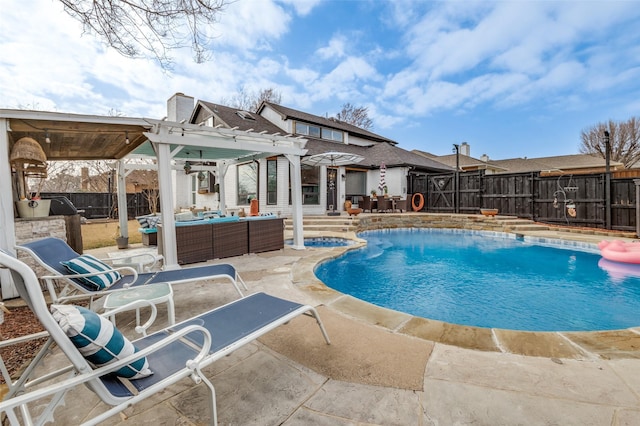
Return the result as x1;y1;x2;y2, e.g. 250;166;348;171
41;192;155;220
412;171;637;232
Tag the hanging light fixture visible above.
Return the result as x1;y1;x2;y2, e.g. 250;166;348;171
184;161;192;174
125;131;130;144
44;129;51;144
197;171;206;182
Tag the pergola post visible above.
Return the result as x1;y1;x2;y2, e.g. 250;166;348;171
218;161;228;216
116;159;128;239
0;118;18;299
286;154;305;250
153;138;179;269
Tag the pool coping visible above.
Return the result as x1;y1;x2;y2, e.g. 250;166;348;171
290;223;640;360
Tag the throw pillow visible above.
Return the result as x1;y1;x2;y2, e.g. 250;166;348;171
51;304;152;379
62;254;122;290
135;214;151;228
145;215;161;229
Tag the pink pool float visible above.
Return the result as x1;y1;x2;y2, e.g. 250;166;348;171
598;240;640;264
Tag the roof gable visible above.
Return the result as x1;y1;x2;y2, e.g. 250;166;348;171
193;101;284;135
258;102;397;145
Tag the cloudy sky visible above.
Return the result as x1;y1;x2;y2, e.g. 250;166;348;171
1;0;639;160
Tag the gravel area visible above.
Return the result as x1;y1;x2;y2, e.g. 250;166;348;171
0;305;46;385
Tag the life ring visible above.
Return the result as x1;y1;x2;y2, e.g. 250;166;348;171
411;193;424;211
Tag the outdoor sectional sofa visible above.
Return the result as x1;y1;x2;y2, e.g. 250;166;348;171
156;215;284;264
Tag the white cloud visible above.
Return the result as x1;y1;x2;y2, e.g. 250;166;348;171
307;57;379;101
211;1;293;51
277;0;322;16
316;36;347;60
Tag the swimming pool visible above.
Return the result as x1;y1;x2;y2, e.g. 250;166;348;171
314;228;640;332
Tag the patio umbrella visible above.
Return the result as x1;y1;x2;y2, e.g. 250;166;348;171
302;151;364;215
378;162;386;195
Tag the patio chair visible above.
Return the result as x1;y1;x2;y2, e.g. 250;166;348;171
0;249;330;426
16;237;248;309
376;196;392;213
360;195;373;212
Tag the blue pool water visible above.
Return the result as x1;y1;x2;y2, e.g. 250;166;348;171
314;229;640;332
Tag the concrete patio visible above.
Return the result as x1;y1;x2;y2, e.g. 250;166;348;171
15;218;640;425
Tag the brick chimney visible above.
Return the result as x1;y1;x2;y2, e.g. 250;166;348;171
167;93;194;122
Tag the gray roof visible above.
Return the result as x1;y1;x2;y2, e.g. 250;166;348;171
259;102;398;145
414;149;624;174
194;101;284;135
304;139;453;171
491;154;623;173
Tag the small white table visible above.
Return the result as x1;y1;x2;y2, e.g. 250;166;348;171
107;249;163;273
103;283;175;328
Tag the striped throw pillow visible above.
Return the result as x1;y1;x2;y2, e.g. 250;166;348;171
51;304;152;379
62;254;121;290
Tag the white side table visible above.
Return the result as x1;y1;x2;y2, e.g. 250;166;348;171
103;283;175;328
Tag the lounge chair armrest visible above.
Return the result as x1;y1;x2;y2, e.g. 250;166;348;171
100;299;158;335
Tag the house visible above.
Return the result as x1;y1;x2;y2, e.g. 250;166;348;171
414;142;625;176
168;93;452;215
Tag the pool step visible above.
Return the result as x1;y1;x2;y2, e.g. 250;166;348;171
284;215;359;232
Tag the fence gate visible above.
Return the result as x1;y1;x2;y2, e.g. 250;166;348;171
426;174;455;212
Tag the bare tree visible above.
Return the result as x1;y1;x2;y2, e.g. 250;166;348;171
579;117;640;167
39;161;82;192
330;103;373;130
59;0;227;69
221;86;282;112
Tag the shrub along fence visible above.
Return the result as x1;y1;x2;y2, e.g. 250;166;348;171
412;170;637;232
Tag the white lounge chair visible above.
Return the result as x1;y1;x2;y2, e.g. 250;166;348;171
0;249;330;425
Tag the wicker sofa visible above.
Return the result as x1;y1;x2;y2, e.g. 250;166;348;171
157;215;284;264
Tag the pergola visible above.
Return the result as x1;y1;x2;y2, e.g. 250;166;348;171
0;109;308;296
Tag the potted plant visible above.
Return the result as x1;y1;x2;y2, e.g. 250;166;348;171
114;225;129;249
383;185;389;197
370;189;377;197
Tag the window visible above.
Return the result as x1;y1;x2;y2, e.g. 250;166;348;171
295;122;320;138
267;158;277;205
190;175;197;206
321;127;343;142
295;121;343;142
236;110;255;120
345;169;366;201
289;164;320;205
237;162;258;205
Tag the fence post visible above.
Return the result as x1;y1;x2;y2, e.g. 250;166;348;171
635;179;640;237
605;131;611;229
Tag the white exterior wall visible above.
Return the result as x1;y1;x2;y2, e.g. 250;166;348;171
260;107;290;133
385;167;410;198
349;134;377;147
174;171;190;211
